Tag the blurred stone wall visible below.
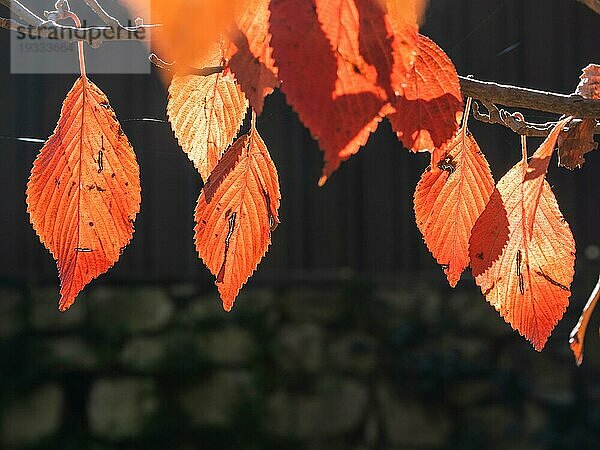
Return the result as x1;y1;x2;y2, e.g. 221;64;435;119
0;280;599;450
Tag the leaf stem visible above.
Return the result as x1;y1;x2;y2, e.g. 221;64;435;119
513;112;528;160
462;96;472;130
63;10;86;78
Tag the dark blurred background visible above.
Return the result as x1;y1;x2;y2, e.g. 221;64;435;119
1;0;600;449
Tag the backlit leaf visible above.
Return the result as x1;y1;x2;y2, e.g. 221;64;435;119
576;64;600;99
195;119;280;311
414;100;494;287
123;0;246;70
381;0;429;25
469;118;575;350
227;0;279;115
269;0;418;184
558;118;598;170
388;34;463;153
414;0;429;23
558;64;600;170
168;46;248;181
26;77;141;311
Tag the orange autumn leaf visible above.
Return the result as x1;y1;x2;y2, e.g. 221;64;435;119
269;0;418;185
194;119;280;311
388;34;463;153
414;0;429;23
382;0;428;25
558;118;598;170
558;64;600;170
168;46;248;181
469;117;575;351
26;77;141;311
123;0;246;70
226;0;279;115
380;0;421;88
576;64;600;99
414;100;494;287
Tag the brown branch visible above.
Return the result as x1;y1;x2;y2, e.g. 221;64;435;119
569;275;600;366
459;76;600;118
577;0;600;15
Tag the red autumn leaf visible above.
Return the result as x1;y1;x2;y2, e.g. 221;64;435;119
26;77;141;311
269;0;418;185
414;100;494;287
168;45;248;181
558;64;600;170
194;118;280;311
226;0;279;115
469;117;575;351
388;33;463;153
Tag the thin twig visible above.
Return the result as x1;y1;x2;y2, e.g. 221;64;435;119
43;0;69;23
82;0;121;29
0;0;153;45
471;100;600;137
576;0;600;15
149;53;224;76
472;100;553;137
0;0;44;25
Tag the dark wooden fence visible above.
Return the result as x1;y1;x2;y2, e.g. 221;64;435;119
0;0;599;285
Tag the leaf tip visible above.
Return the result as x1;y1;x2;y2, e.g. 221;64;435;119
58;295;75;312
222;298;235;312
569;333;584;366
447;276;459;289
531;339;547;352
569;340;584;367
